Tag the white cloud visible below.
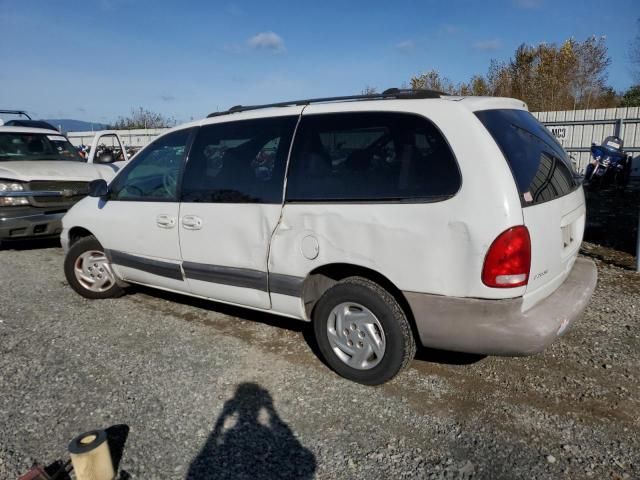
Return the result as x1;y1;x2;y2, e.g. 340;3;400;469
472;39;502;51
247;31;285;53
394;40;415;53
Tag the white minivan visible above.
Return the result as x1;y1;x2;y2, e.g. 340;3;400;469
61;90;597;385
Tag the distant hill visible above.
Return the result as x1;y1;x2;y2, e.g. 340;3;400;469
44;119;110;133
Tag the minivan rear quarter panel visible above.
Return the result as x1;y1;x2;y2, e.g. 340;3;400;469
268;100;526;319
474;107;587;311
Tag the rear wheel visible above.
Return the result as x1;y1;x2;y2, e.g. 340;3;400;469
64;236;124;299
312;276;416;385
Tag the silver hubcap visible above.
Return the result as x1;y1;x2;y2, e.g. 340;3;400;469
326;302;386;370
74;250;116;293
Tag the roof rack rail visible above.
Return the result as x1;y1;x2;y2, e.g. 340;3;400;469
206;88;446;118
0;110;32;119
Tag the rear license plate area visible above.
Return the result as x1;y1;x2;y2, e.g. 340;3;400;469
561;224;574;250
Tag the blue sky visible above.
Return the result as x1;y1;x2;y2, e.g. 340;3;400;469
1;0;638;124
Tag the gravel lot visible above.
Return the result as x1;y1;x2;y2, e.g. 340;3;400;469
0;241;638;480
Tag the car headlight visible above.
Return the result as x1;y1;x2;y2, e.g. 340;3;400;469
0;181;27;206
0;197;29;206
0;182;25;192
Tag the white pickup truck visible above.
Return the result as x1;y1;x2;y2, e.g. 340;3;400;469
0;125;129;245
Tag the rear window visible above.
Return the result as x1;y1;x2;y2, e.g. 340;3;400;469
286;112;461;202
475;109;579;206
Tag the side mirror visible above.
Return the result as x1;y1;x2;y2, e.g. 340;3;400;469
88;179;109;198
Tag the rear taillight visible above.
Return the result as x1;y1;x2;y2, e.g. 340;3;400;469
482;226;531;288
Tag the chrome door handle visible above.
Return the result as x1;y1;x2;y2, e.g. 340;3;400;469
156;214;176;229
182;215;203;230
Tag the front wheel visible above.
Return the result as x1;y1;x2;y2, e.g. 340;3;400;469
313;277;416;385
64;236;124;299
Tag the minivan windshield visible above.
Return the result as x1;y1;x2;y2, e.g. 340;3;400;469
475;109;580;206
0;132;84;162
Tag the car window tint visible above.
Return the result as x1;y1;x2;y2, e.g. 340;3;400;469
110;129;191;201
475;109;579;206
286;112;460;202
181;116;297;203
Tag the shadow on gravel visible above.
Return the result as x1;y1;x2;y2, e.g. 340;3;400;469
187;383;316;480
105;424;130;475
131;285;486;369
130;284;307;333
0;237;60;250
414;347;486;366
584;179;639;255
129;285;328;366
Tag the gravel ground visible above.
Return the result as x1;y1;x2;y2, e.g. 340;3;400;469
0;241;638;480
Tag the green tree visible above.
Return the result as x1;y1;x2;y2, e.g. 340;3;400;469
620;85;640;107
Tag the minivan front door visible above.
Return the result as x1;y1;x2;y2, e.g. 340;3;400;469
178;114;300;309
100;128;193;291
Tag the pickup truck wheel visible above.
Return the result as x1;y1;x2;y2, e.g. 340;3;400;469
313;276;416;385
64;236;124;299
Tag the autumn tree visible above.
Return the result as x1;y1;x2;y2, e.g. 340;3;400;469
410;70;457;94
571;37;612;109
459;75;491;96
409;36;617;111
485;59;512;97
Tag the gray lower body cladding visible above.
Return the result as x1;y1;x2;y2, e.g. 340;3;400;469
105;250;303;297
404;257;597;355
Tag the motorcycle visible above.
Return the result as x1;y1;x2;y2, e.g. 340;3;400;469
584;135;631;188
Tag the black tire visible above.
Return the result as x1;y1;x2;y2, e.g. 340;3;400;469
312;276;416;385
64;236;124;299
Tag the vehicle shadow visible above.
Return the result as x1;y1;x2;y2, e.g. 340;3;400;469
414;347;485;366
131;283;326;351
0;237;60;250
186;382;316;480
128;284;310;335
131;284;485;369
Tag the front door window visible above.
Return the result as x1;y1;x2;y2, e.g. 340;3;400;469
110;129;192;201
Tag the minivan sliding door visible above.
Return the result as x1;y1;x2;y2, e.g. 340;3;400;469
178;113;300;309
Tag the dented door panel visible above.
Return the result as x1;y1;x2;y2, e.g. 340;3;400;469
269;102;527;316
179;203;281;309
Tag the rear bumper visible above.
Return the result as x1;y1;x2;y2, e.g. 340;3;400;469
0;208;66;241
404;257;597;355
